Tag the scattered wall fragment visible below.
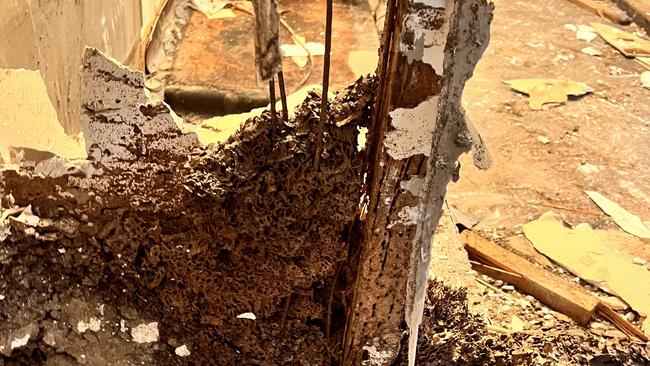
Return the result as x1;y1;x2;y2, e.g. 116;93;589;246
586;191;650;238
504;79;592;110
591;22;650;57
523;211;650;330
131;322;160;343
80;48;199;164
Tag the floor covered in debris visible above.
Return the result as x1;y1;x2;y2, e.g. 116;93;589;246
428;0;650;363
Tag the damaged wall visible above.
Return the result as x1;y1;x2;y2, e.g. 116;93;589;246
0;0;163;134
342;0;493;365
0;48;377;365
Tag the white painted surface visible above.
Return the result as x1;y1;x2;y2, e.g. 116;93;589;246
384;97;438;160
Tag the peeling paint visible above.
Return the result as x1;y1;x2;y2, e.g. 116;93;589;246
404;1;494;365
422;1;454;73
397;205;420;225
384;97;438;159
388;0;455;162
400;0;453;73
400;176;426;196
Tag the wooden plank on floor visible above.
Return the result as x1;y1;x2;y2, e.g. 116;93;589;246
462;230;649;341
462;229;599;325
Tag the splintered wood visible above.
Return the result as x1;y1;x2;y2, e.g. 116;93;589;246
463;230;599;324
251;0;282;83
342;1;494;365
462;229;648;342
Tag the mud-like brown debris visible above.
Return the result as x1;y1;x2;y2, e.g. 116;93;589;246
0;58;377;364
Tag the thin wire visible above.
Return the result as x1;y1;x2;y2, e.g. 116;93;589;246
314;0;333;169
278;71;289;122
269;77;278;129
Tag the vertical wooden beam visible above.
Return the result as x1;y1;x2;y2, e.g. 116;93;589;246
341;1;494;365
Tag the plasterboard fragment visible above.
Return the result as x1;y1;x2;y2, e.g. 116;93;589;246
175;344;191;357
10;334;29;350
191;0;234;19
236;312;257;320
641;71;650;89
81;48;199;164
348;50;379;77
591;22;650;57
585;191;650;238
523;211;650;318
504;79;592;110
0;69;86;161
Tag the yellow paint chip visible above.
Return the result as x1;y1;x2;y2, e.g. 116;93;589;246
585;191;650;239
504;79;592;110
523;211;650;319
0;69;86;162
348;50;378;77
510;315;525;332
591;23;650;57
191;0;237;19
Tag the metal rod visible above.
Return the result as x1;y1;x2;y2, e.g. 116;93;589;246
269;77;278;127
314;0;333;169
278;71;289;122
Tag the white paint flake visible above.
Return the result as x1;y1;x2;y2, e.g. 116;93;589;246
362;344;396;365
77;317;101;333
397;206;420;225
400;176;425;196
130;322;159;343
400;0;453;72
120;319;128;333
384;97;438;159
10;334;30;350
175;344;191;357
236;312;256;320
